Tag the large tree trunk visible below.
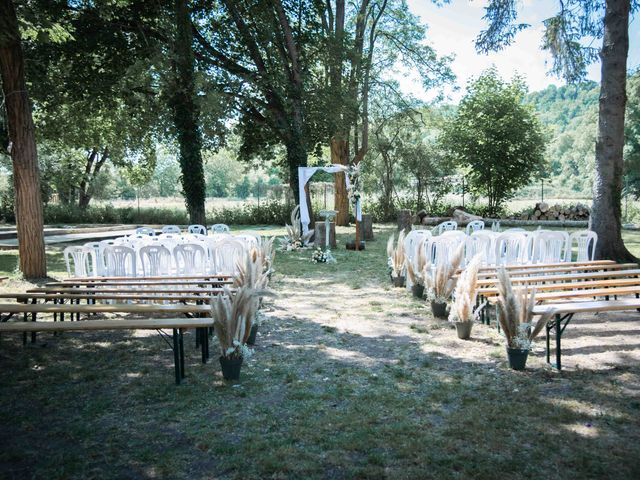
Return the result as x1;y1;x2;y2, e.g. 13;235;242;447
332;136;350;225
171;0;206;225
0;0;47;279
590;0;637;262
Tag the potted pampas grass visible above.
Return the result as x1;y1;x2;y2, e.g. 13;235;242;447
448;255;485;339
211;286;266;380
405;237;429;298
425;244;464;319
233;249;272;346
496;268;556;370
280;205;313;251
387;230;407;287
260;237;276;280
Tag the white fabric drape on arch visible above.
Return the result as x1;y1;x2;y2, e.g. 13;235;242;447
298;165;361;234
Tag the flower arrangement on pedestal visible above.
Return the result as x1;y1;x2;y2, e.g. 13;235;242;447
311;248;328;263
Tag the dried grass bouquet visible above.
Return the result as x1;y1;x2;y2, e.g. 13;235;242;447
386;230;407;278
448;254;485;323
424;243;464;303
495;267;555;350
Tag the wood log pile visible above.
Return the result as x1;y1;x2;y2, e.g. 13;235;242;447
520;202;590;221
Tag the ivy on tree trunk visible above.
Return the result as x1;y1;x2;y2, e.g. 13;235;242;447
171;0;206;225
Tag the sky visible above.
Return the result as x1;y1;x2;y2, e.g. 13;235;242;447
403;0;640;102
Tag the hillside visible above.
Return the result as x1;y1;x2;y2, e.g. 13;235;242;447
526;82;600;196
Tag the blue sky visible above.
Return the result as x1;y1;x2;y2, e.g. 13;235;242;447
404;0;640;101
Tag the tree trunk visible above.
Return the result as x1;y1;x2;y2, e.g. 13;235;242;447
0;0;47;279
590;0;637;262
332;136;350;225
171;0;206;225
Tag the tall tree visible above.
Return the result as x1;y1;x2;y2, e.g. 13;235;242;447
0;0;47;278
320;0;452;225
192;0;316;205
476;0;638;261
440;69;546;216
172;0;206;224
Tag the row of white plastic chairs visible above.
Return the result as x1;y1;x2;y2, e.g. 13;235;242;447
136;223;231;236
64;230;260;278
405;227;598;270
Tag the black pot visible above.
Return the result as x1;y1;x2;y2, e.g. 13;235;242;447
411;284;425;299
391;275;406;288
506;347;529;371
455;321;473;340
219;356;243;380
247;324;258;345
431;300;448;319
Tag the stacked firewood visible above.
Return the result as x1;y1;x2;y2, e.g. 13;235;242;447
521;202;590;221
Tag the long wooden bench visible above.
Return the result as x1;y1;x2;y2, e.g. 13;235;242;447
64;274;232;282
532;299;640;371
474;263;638;279
0;317;214;384
476;269;640;288
0;292;224;304
475;260;614;272
46;279;232;287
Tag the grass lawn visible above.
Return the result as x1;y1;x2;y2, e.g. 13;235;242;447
0;224;639;479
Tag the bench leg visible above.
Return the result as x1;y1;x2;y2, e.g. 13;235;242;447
546;320;552;364
179;328;185;379
555;313;562;371
173;328;181;385
31;312;37;343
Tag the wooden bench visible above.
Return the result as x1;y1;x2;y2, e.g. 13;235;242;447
533;299;640;371
474;263;638;279
476;269;640;288
0;292;224;305
479;277;640;297
0;317;214;384
475;260;614;272
64;274;232;282
46;279;232;287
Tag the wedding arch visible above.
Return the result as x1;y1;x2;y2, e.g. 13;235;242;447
298;164;362;235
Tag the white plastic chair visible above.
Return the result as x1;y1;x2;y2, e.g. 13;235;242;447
64;246;94;277
83;242;105;276
566;231;598;262
436;220;458;235
465;220;485;235
429;235;464;267
235;234;260;251
135;227;156;236
211;239;245;275
173;243;207;275
441;230;466;241
139;245;173;277
211;224;230;234
103;245;137;277
532;231;569;264
404;230;433;263
188;224;207;235
464;234;492;265
162;225;182;234
494;232;529;265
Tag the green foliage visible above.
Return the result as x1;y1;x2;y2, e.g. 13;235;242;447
625;72;640;198
440;69;546;215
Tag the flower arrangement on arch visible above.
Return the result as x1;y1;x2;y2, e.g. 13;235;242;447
347;162;362;207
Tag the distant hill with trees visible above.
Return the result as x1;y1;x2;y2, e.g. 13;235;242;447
526;74;639;198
